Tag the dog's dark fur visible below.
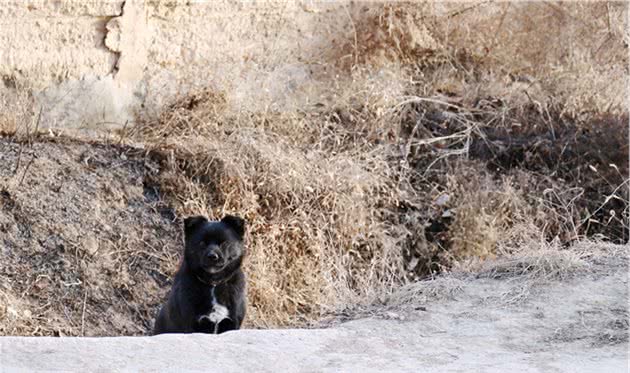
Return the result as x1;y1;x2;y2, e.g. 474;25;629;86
153;215;246;335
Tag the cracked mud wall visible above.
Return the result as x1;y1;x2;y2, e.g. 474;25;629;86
0;1;137;129
0;1;436;130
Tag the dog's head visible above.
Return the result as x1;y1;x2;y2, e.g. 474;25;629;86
183;215;245;279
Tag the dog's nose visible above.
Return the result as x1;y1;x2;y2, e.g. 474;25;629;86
207;252;220;263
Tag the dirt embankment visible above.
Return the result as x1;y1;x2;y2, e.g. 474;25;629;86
0;137;178;336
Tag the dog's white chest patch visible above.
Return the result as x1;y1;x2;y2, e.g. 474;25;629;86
207;303;229;324
198;287;230;333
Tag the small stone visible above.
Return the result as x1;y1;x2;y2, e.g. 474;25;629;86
435;194;450;206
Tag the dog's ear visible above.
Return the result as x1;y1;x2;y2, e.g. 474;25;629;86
183;215;208;238
221;215;245;239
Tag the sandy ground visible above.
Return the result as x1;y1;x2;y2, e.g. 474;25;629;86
2;244;627;373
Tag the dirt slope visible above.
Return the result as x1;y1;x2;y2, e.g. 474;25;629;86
1;243;627;372
0;137;179;336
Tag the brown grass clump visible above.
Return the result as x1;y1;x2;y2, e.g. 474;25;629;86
385;276;465;309
443;165;535;261
475;242;590;281
330;3;441;68
0;84;35;137
428;2;628;116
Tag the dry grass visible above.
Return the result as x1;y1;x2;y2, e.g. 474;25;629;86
472;239;625;306
0;2;628;334
0;82;36;137
385;276;466;308
475;245;590;281
385;238;627;311
130;94;406;326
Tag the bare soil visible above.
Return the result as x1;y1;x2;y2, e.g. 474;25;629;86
0;136;179;336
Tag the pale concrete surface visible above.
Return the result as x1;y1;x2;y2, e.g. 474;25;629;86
1;258;627;373
0;318;624;373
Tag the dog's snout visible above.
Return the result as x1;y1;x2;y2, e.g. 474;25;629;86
207;251;220;263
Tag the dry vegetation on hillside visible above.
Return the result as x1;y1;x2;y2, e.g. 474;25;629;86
0;2;628;335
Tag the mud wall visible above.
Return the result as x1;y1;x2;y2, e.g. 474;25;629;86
0;1;398;129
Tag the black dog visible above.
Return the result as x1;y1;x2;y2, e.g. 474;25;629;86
154;215;247;335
